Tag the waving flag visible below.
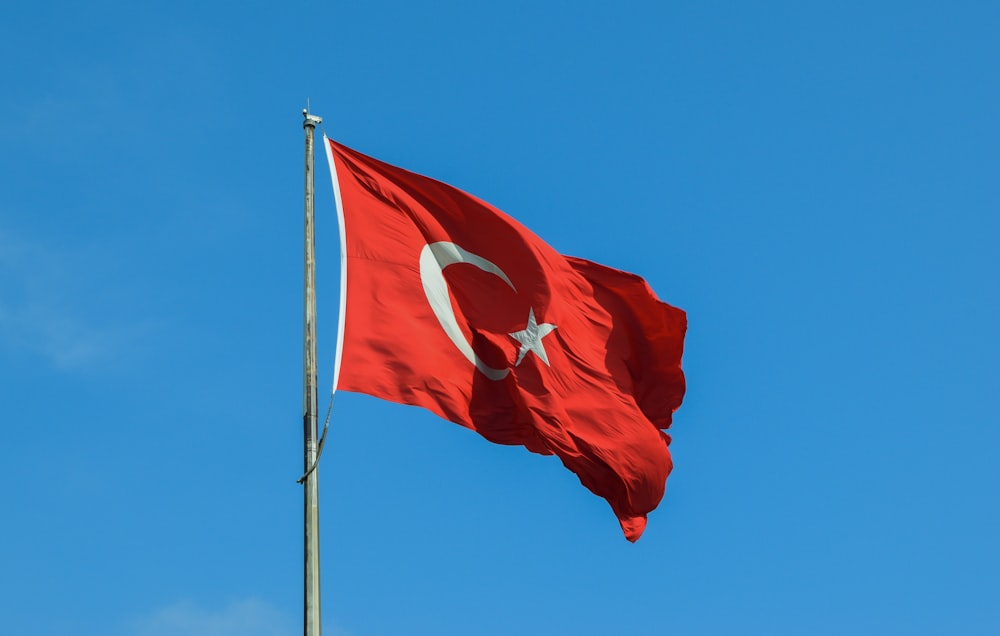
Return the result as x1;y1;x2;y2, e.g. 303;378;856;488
325;138;686;541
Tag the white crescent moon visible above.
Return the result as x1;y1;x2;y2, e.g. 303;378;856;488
419;241;515;381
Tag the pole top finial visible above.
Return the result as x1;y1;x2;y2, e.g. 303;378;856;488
303;109;323;129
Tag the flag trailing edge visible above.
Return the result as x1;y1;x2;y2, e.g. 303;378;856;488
323;136;687;541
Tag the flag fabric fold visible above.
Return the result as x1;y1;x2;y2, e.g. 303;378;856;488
324;137;686;541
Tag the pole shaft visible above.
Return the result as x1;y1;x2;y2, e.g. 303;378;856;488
302;109;323;636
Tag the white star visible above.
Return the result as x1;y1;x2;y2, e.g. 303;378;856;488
509;308;557;366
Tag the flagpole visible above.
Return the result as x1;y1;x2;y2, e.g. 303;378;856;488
302;108;323;636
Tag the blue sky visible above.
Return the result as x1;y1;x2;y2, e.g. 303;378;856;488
2;1;998;634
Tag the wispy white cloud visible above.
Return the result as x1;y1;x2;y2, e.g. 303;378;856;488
128;598;350;636
0;301;117;369
129;598;293;636
0;227;147;370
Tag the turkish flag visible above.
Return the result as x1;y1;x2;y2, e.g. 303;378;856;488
324;138;686;541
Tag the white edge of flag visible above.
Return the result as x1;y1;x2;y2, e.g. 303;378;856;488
323;135;348;395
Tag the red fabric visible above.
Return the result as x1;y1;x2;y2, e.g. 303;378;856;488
328;138;686;541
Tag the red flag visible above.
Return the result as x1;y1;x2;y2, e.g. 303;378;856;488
325;138;686;541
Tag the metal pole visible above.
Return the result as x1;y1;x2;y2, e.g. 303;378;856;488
302;108;323;636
